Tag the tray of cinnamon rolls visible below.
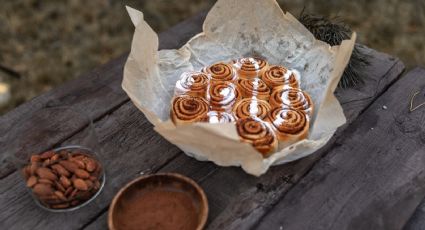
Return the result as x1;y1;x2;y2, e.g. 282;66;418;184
124;0;355;175
170;57;313;157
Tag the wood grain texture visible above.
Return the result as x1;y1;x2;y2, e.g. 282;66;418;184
256;68;425;230
0;10;207;179
335;44;406;122
405;197;425;230
0;55;127;178
0;11;206;230
0;8;413;230
0;102;181;230
401;68;425;230
83;48;405;230
196;48;404;230
83;154;221;230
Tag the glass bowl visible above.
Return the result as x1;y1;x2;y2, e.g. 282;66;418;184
5;106;105;212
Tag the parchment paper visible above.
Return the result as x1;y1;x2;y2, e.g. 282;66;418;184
123;0;356;176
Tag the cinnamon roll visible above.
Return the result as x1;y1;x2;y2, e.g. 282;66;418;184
174;71;209;98
232;57;269;79
236;117;277;157
207;81;238;111
171;95;209;125
202;62;236;82
234;86;243;102
265;107;309;145
262;65;299;89
269;86;313;115
200;111;235;124
236;78;271;101
233;98;271;120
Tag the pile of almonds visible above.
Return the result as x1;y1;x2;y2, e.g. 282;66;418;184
22;148;103;210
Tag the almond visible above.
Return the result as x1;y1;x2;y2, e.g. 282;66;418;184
26;176;38;187
22;166;31;179
64;187;73;196
73;154;85;160
85;160;97;172
93;162;102;177
74;169;90;179
40;194;63;205
78;190;92;200
51;203;70;209
55;181;66;192
94;180;101;190
51;164;70;177
84;180;93;190
50;153;60;162
69;188;79;198
59;160;78;173
73;178;88;191
42;159;52;167
38;178;54;185
60;176;72;188
54;191;67;201
30;155;41;163
36;167;57;181
40;151;55;159
30;162;38;175
33;184;53;196
69;158;85;169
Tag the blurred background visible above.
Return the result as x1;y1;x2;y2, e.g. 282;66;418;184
0;0;424;114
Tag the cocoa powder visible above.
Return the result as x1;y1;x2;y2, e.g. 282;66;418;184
114;188;199;230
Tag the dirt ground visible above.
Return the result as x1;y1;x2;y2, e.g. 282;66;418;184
0;0;424;114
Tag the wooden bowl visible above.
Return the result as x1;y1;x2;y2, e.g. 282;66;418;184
108;173;208;230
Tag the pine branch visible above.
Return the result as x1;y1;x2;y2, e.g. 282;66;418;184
298;11;370;88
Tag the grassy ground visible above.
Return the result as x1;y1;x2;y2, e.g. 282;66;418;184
0;0;424;114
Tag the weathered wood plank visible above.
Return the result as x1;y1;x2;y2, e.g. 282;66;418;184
185;47;405;229
0;11;207;230
0;102;181;230
256;68;425;230
400;77;425;230
0;8;410;230
405;199;425;230
0;10;207;179
0;56;127;178
83;47;405;229
335;44;405;122
83;154;220;230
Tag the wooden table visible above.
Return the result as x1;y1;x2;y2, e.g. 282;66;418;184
2;12;425;230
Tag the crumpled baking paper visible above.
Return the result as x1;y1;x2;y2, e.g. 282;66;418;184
122;0;355;176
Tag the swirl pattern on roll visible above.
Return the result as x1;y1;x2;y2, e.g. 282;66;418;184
174;71;209;98
171;95;209;125
265;107;309;142
270;86;313;115
234;86;242;102
202;62;236;82
232;57;269;79
236;78;271;101
200;111;235;124
236;117;277;157
233;98;271;120
208;82;238;111
262;65;299;89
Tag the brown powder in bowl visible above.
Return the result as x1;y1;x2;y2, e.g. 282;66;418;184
114;187;200;230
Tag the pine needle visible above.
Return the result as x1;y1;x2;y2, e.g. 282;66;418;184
298;10;370;88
